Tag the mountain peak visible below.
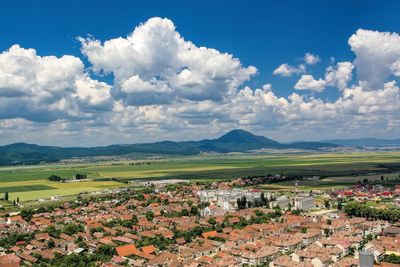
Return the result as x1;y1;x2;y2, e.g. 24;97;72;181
217;129;256;142
0;129;340;165
217;129;281;145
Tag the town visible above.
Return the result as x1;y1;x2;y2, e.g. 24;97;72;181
2;1;400;266
1;177;400;267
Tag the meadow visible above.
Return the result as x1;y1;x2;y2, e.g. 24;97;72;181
0;151;399;203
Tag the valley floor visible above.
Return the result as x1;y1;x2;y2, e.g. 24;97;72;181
0;151;399;205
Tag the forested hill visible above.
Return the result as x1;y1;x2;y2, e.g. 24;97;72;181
0;129;338;165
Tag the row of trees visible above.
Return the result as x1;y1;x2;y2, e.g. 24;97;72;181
0;231;35;248
48;175;64;182
48;173;87;182
384;254;400;264
237;192;270;209
344;201;400;222
2;192;20;206
46;244;114;266
45;223;84;238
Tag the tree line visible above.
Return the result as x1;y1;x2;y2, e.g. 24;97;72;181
344;201;400;222
48;173;87;182
237;192;270;209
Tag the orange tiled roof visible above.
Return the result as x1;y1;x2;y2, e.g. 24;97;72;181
141;245;156;254
202;230;217;239
116;244;137;257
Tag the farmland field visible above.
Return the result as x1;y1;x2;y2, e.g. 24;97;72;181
260;172;400;191
0;180;124;202
0;151;399;202
0;185;56;193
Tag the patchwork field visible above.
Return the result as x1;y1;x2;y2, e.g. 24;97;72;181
0;180;123;202
0;184;56;193
0;151;399;203
261;172;400;191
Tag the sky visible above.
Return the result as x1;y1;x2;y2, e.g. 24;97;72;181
1;0;400;146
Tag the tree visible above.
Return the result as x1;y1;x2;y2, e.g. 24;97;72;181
180;208;189;216
292;209;301;215
63;223;84;236
4;192;8;201
48;175;62;182
46;226;61;238
208;218;217;226
323;229;331;237
146;210;154;221
344;201;400;222
236;198;241;209
97;244;115;256
265;197;270;209
47;239;55;248
384;254;400;264
324;199;331;209
236;197;247;210
190;205;199;215
337;201;343;210
260;192;267;207
74;174;87;180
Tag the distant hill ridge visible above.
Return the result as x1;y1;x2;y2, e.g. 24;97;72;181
322;138;400;147
0;129;340;165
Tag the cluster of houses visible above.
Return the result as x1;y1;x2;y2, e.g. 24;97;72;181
198;189;271;213
198;189;316;216
0;181;398;267
334;183;400;203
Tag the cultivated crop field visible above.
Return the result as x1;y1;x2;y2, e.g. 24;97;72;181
0;151;399;203
260;172;400;191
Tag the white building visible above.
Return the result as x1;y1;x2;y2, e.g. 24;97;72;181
270;195;290;209
197;189;266;211
294;197;315;210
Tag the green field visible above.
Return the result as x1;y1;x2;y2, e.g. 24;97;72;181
261;172;400;191
0;180;124;202
0;151;399;202
0;185;56;193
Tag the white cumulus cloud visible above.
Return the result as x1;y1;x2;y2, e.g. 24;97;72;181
79;17;256;104
272;63;305;77
304;52;320;65
294;75;327;92
325;61;354;90
349;29;400;90
1;20;400;145
0;45;112;122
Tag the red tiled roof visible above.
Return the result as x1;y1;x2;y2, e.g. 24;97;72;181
0;254;20;267
228;217;240;224
176;237;186;245
202;230;217;239
141;245;156;254
116;244;137;257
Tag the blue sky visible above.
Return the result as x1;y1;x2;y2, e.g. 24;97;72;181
1;1;400;145
1;0;393;97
